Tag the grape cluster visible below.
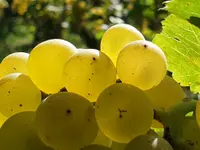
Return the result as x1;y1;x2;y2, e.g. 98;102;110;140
0;23;197;150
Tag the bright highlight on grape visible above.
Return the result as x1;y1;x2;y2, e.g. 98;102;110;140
0;52;29;79
117;40;167;90
101;23;145;65
27;39;77;94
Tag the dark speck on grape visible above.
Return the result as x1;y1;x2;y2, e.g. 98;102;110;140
66;109;72;115
93;57;96;61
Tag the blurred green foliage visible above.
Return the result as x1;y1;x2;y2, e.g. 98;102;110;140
0;0;167;60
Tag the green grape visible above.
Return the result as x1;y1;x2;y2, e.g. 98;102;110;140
0;111;53;150
116;40;167;90
100;24;145;65
81;144;111;150
196;100;200;128
92;129;112;147
27;39;77;94
63;49;116;102
0;73;41;117
95;83;153;143
35;92;98;150
145;75;185;112
125;134;173;150
0;112;7;127
151;119;164;128
0;52;29;79
111;141;127;150
181;117;200;148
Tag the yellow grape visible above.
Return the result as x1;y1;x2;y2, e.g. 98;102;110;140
0;52;29;79
181;117;200;148
95;83;153;143
117;40;167;90
35;92;98;150
0;111;53;150
0;73;41;117
0;113;7;127
63;49;116;102
125;134;173;150
151;119;164;131
111;141;127;150
92;129;112;147
27;39;77;94
81;144;112;150
145;75;185;111
196;100;200;128
101;24;145;65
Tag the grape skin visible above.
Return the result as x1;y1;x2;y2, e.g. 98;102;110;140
181;117;200;149
0;52;29;79
0;111;53;150
125;134;173;150
95;83;153;143
101;23;145;65
92;129;112;147
117;40;167;90
63;49;116;102
81;144;111;150
145;75;185;111
27;39;77;94
196;100;200;128
35;92;98;150
0;73;41;117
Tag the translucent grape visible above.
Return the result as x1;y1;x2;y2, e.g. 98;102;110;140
145;75;185;111
117;40;167;90
27;39;77;94
0;113;7;127
181;117;200;148
101;24;145;65
81;144;111;150
0;52;29;79
95;83;153;143
35;92;98;150
92;129;112;147
111;141;127;150
0;73;41;117
125;134;173;150
63;49;116;102
196;100;200;128
0;111;53;150
151;119;164;129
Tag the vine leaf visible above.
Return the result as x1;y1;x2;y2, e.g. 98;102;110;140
153;14;200;93
166;0;200;19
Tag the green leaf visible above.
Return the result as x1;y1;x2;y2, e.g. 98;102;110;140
153;14;200;93
166;0;200;19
